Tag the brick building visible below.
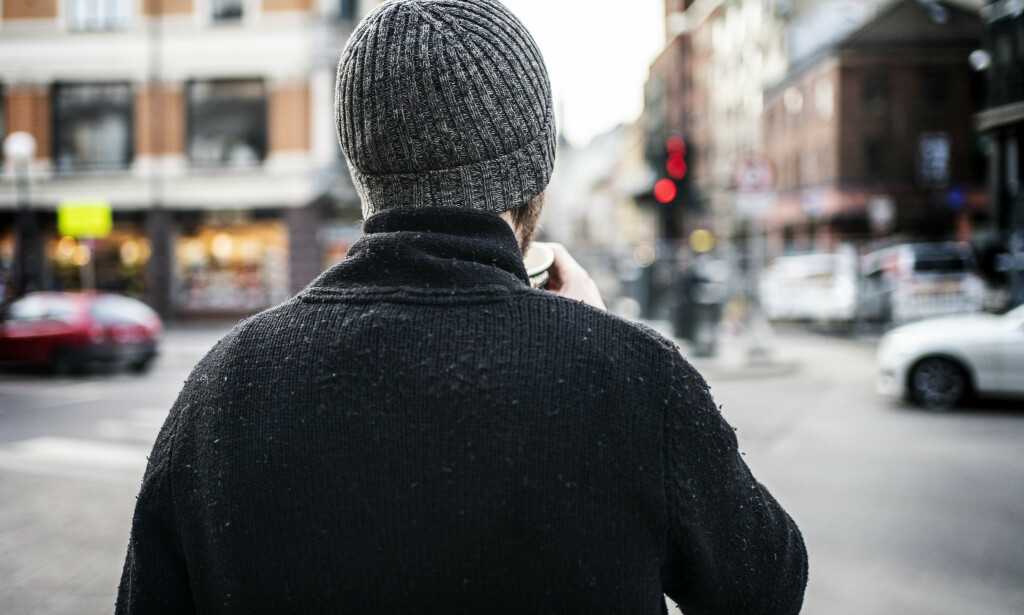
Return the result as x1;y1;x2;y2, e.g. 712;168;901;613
643;0;791;244
761;0;987;256
0;0;375;316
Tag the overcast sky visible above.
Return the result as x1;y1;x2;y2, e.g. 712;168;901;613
502;0;666;147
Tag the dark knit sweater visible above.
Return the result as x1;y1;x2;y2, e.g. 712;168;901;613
117;208;807;615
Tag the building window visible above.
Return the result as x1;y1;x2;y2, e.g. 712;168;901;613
919;68;950;112
67;0;129;31
863;70;890;116
814;79;834;120
187;79;267;168
338;0;355;20
53;82;133;173
865;139;886;180
919;132;951;186
212;0;243;21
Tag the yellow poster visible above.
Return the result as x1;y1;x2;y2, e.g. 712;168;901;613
58;198;113;239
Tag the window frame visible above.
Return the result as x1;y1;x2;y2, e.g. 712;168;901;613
185;78;268;169
52;81;135;174
66;0;130;31
211;0;245;22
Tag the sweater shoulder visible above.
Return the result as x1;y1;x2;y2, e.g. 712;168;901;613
173;299;302;399
518;291;707;382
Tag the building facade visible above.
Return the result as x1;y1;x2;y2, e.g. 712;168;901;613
0;0;374;316
685;0;788;240
975;0;1024;305
761;0;987;256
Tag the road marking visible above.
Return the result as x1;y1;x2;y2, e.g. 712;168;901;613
94;409;168;442
0;436;150;472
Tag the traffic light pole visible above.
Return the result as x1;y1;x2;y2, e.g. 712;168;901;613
13;158;40;297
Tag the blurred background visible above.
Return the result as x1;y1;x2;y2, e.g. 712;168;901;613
0;0;1023;613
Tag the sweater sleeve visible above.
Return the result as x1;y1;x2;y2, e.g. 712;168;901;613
116;402;195;615
661;351;808;615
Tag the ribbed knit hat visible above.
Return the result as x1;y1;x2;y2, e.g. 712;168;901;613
335;0;556;217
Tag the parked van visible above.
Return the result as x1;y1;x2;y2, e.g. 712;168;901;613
858;242;984;324
759;247;859;325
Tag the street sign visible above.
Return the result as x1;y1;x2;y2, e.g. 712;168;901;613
734;153;777;218
58;199;112;239
734;153;776;193
869;196;895;234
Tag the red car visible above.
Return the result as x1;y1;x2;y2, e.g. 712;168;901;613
0;292;161;374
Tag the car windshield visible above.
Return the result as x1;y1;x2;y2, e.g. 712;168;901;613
911;244;971;273
913;256;968;273
5;295;77;322
89;295;157;325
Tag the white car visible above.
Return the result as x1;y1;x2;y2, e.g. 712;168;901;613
877;305;1024;408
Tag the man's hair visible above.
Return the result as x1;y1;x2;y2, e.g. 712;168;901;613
508;193;544;254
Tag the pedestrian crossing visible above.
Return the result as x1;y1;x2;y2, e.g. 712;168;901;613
0;408;167;483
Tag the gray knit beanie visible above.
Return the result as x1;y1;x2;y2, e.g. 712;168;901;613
335;0;556;218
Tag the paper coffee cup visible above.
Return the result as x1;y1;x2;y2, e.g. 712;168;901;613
523;242;555;289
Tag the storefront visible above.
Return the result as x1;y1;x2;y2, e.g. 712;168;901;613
2;206;320;318
0;212;150;301
172;214;289;314
49;222;150;296
0;229;15;303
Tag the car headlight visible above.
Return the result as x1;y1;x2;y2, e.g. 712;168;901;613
878;333;914;362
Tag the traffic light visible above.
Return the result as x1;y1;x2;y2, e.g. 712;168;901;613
665;135;687;180
655;134;688;203
654;179;677;203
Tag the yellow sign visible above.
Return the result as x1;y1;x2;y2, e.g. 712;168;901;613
689;229;715;254
58;199;113;239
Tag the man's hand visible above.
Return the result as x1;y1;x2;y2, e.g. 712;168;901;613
546;243;606;311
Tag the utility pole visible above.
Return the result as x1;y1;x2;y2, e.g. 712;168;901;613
4;131;39;297
145;0;173;318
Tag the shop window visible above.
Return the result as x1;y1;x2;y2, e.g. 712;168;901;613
53;82;133;173
50;229;151;296
212;0;243;21
67;0;129;30
187;80;266;168
863;70;889;116
174;221;289;312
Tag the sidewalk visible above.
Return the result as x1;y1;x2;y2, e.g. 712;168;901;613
643;319;803;381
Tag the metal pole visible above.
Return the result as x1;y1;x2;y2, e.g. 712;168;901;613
145;0;173;318
13;158;39;296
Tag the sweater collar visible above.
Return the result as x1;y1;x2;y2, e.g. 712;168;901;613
308;207;531;292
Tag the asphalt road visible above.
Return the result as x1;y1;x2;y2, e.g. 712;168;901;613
0;323;1022;614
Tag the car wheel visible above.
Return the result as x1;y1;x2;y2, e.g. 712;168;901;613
51;350;83;376
129;355;155;374
909;357;967;409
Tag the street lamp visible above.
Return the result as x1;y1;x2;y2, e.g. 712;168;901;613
3;131;39;297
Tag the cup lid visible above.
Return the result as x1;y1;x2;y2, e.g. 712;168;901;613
522;242;554;277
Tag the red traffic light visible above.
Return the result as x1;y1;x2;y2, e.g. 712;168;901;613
654;178;677;203
666;135;686;156
666;153;687;179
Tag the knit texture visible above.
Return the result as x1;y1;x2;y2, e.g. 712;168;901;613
335;0;557;217
117;208;807;614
